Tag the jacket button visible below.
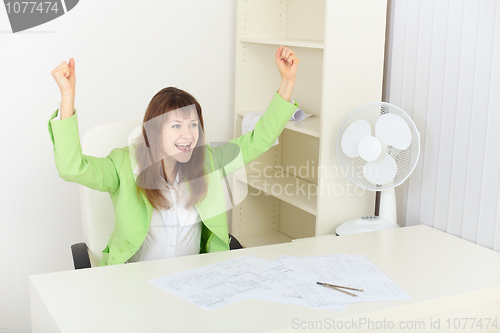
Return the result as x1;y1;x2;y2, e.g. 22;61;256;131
111;256;115;261
125;240;130;245
119;248;123;253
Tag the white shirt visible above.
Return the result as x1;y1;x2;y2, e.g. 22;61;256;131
54;109;202;262
127;169;202;262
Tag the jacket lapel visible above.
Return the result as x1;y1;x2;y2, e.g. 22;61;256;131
128;144;153;222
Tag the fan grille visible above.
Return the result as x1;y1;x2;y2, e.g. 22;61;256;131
336;102;420;191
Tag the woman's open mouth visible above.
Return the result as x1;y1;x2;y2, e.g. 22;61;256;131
175;142;192;152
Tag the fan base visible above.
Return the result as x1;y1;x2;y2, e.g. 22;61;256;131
335;216;399;236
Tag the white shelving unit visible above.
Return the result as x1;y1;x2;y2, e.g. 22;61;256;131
232;0;388;247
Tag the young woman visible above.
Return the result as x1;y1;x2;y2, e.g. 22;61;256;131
49;46;300;266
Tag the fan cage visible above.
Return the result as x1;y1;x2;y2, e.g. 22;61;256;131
336;102;420;191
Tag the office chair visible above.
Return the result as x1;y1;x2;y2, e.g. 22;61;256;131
71;119;243;269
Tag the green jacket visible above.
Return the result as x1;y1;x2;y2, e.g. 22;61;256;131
48;92;298;266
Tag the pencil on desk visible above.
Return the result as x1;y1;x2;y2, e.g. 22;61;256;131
316;282;364;297
318;282;364;292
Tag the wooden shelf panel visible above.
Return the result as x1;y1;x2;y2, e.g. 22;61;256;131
236;110;320;138
235;171;317;216
239;37;324;49
285;116;321;138
235;231;293;248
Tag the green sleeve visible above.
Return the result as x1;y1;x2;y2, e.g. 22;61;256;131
212;91;298;175
47;109;122;193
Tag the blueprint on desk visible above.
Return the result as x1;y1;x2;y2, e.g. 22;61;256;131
147;254;411;311
278;254;412;307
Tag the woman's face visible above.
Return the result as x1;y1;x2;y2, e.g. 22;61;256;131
161;108;200;163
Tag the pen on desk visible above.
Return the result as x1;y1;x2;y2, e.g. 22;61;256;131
316;282;364;297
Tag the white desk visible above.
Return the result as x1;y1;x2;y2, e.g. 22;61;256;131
30;225;500;332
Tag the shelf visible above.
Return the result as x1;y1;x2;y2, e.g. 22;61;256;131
235;231;293;248
235;171;317;216
239;37;324;49
285;116;321;138
236;110;320;138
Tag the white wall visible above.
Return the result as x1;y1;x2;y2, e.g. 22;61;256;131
0;0;236;330
385;0;500;250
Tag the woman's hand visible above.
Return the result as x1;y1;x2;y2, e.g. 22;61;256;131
51;58;76;96
275;46;299;82
275;46;299;102
51;58;76;119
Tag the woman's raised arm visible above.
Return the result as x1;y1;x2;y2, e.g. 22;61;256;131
275;46;300;102
212;46;300;175
51;58;76;120
48;58;121;194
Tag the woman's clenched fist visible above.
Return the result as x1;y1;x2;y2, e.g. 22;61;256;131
51;58;76;96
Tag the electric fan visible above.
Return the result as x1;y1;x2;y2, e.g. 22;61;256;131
335;102;420;235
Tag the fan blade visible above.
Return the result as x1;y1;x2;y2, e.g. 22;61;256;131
363;154;397;185
375;114;412;150
341;120;371;157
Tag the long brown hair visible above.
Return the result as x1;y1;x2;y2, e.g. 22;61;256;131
134;87;208;210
